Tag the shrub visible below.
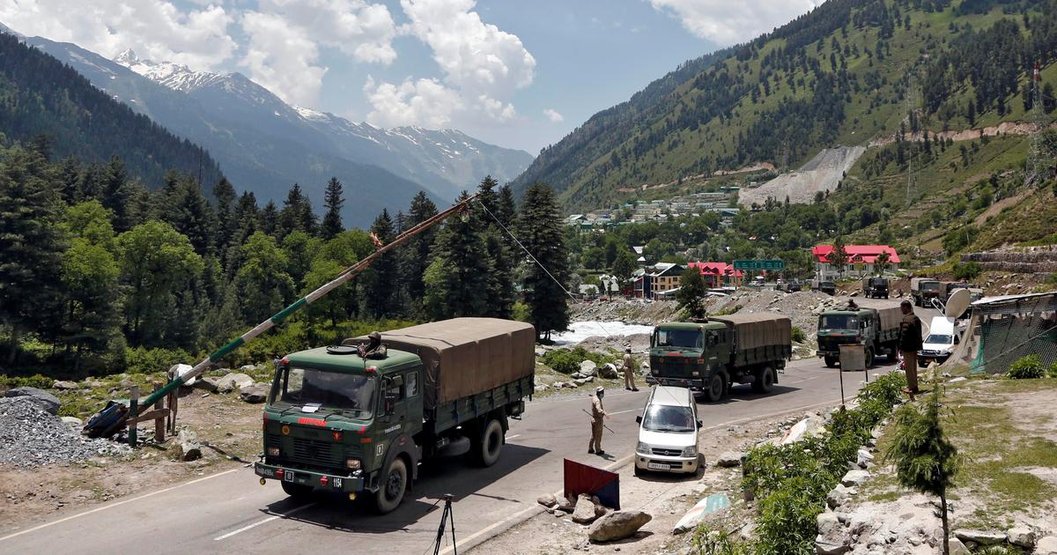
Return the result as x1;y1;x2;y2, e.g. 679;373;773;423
792;326;807;343
1007;354;1044;379
1049;361;1057;379
540;346;613;375
0;374;54;390
124;346;193;376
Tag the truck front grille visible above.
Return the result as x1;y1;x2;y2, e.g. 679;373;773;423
266;433;345;468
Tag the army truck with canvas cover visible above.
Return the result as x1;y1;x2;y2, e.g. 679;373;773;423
911;277;942;307
647;314;792;402
816;298;902;368
254;318;535;513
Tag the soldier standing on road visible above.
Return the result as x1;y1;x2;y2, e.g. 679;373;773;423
623;348;639;391
588;386;607;455
898;300;923;395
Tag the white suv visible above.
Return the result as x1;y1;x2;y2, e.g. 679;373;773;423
634;385;702;475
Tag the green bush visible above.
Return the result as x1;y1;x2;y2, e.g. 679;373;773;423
952;261;982;281
791;326;806;343
540;347;614;375
124;346;193;375
691;525;754;555
1007;354;1044;379
0;374;54;390
1049;361;1057;379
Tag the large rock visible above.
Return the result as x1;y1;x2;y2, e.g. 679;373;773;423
814;511;850;555
954;529;1006;546
588;510;652;543
216;373;254;394
174;429;202;461
856;448;874;469
716;451;744;468
598;363;619;379
579;360;598;377
840;469;870;487
1036;536;1057;555
52;380;80;390
192;377;219;393
947;537;971;555
572;494;599;524
537;494;557;508
1007;526;1036;549
826;484;856;509
4;387;61;415
239;383;269;403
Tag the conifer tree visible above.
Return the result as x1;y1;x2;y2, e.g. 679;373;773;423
212;178;239;265
424;192;490;319
399;192;438;316
477;177;515;318
321;177;345;240
362;209;399;318
279;184;318;239
516;183;570;340
260;201;280;237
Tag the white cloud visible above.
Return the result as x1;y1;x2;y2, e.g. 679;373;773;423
543;108;564;123
363;76;463;128
240;12;327;106
0;0;236;70
649;0;824;45
374;0;535;127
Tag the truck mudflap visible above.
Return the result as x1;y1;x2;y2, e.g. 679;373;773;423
255;461;366;493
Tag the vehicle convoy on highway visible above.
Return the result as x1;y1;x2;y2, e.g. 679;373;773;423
646;314;792;402
816;298;902;368
862;276;890;298
254;318;535;513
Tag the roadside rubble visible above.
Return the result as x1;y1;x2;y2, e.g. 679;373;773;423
0;396;130;468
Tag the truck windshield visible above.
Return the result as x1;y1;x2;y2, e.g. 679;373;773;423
642;405;695;433
271;366;375;417
653;329;703;349
819;315;858;331
925;334;953;345
923;282;941;292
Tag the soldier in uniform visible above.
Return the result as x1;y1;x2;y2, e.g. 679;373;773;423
898;300;923;395
588;386;607;455
623;347;639;391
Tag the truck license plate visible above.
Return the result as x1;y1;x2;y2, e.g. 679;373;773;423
647;462;670;471
283;470;294;482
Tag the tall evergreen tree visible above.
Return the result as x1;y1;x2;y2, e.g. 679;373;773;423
477;176;515;318
234;232;296;324
399;191;439;317
516;183;570;340
424;192;490;319
279;184;317;239
212;178;239;265
101;157;134;232
321;177;345;240
362;209;399;318
0;146;66;364
159;174;215;257
260;200;280;237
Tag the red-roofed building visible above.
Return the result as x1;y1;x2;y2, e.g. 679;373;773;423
811;244;900;280
687;261;745;288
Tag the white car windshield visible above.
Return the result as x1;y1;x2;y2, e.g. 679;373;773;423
271;366;375;417
925;334;953;345
642;405;695;433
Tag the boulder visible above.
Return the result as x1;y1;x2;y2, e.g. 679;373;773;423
814;511;850;554
598;363;620;379
167;363;197;387
572;494;599;524
534;384;550;392
716;452;745;468
1036;536;1057;555
573;377;595;386
4;387;61;415
193;377;220;393
174;429;202;461
588;510;652;543
239;364;256;372
1006;526;1035;549
953;529;1006;546
239;383;269;403
537;494;557;508
52;380;80;390
948;537;971;555
840;469;870;487
826;484;856;509
856;448;874;469
217;373;254;394
579;360;598;377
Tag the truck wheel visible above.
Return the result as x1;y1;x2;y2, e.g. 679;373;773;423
865;348;875;368
374;457;408;514
824;356;838;368
281;481;313;500
704;374;724;402
470;418;504;467
752;367;775;394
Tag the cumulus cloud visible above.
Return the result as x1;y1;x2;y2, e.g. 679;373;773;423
649;0;824;45
363;76;463;128
365;0;535;129
240;12;327;107
0;0;237;70
543;108;564;123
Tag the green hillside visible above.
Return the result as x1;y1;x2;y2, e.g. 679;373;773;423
512;0;1057;212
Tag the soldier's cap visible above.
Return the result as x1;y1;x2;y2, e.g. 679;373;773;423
369;331;381;339
595;386;605;394
900;299;913;308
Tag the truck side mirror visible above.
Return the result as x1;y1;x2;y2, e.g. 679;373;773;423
635;415;642;424
954;335;960;344
697;420;703;428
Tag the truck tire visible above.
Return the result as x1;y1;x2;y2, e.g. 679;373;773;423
281;481;313;500
752;367;775;394
704;374;724;403
470;418;504;467
824;356;838;368
865;347;875;368
374;457;408;514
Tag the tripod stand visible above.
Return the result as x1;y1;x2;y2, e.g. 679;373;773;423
432;493;457;555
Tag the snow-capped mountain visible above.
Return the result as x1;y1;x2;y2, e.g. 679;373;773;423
6;25;533;226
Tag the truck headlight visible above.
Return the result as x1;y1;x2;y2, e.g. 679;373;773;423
681;445;697;457
267;447;280;457
346;458;362;470
636;442;650;454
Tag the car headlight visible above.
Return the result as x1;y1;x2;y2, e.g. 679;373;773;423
681;445;697;457
636;442;650;454
346;458;361;470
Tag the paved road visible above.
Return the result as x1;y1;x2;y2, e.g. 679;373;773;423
0;354;910;555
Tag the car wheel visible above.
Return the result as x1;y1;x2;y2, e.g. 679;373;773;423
824;356;838;368
865;348;874;368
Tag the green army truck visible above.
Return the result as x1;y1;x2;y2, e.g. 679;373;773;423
254;318;535;514
910;277;942;307
646;314;792;402
816;298;902;368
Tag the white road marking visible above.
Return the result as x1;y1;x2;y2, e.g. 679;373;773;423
213;502;316;541
0;468;242;543
506;434;521;440
607;408;639;416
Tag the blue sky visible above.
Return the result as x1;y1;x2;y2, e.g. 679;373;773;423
0;0;823;154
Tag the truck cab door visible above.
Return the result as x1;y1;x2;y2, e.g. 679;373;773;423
380;375;407;427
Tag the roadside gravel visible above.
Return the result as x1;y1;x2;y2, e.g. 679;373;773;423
0;397;130;468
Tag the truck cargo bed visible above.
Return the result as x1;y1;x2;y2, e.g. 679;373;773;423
712;313;792;367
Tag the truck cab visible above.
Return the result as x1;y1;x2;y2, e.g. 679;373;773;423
863;277;889;298
648;322;729;400
911;278;942;307
817;309;873;367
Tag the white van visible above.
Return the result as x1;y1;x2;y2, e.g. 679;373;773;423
634;385;701;475
918;316;958;367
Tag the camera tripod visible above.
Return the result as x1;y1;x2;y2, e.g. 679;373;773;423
432;493;457;555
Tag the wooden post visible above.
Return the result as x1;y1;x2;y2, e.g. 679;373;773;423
167;388;178;436
128;385;139;447
153;381;165;443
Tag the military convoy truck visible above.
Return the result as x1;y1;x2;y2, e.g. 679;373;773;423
910;277;942;307
647;314;792;402
254;318;535;513
816;298;902;368
862;276;890;298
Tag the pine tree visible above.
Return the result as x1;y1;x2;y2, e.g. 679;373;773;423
516;183;570;340
279;184;318;239
260;201;280;237
362;209;399;318
425;192;490;319
212;178;239;266
160;175;215;257
101;157;134;232
399;192;439;317
321;177;345;240
477;177;515;318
